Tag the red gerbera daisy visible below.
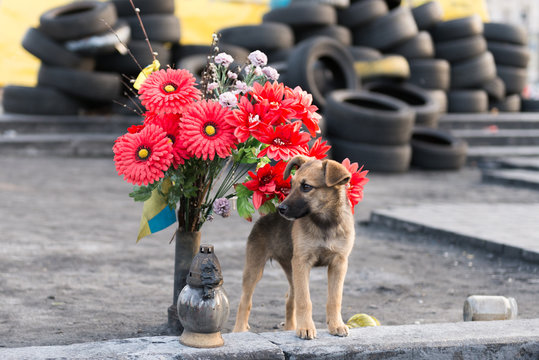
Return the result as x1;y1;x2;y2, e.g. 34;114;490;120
179;100;237;161
254;121;311;161
113;124;174;186
341;158;369;213
138;68;201;114
301;137;331;160
251;81;294;125
144;112;188;167
285;86;321;136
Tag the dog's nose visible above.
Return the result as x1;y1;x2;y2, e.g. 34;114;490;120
277;203;288;215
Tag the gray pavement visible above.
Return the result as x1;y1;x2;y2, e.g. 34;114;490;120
1;155;539;358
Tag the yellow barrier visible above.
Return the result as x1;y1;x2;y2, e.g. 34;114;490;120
409;0;489;22
0;0;269;86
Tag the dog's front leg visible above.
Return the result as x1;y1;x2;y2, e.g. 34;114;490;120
327;256;349;337
292;256;316;340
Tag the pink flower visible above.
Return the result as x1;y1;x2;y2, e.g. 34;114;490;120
219;92;238;108
262;66;280;81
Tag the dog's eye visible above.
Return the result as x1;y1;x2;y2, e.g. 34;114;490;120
301;183;313;192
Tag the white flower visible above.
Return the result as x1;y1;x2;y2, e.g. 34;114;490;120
219;92;238;108
227;71;238;80
262;66;280;81
234;81;251;94
248;50;268;67
214;52;234;67
207;82;219;91
254;66;263;77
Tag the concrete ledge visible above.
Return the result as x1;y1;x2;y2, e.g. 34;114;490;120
262;319;539;359
1;320;538;359
482;169;539;191
370;204;539;263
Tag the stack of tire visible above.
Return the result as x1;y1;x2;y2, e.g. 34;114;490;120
2;0;180;116
3;1;126;116
100;0;178;112
483;22;530;112
430;14;499;114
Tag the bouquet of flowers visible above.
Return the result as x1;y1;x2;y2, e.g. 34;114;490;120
113;37;368;239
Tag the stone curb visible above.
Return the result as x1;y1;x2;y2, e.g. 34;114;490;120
482;169;539;191
369;209;539;263
1;320;538;359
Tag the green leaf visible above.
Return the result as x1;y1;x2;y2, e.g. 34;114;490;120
258;200;276;216
129;185;154;202
237;195;254;221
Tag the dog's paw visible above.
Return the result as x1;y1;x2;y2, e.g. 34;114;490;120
296;320;317;340
328;322;349;337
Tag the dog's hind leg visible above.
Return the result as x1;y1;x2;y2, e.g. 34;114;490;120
233;240;266;333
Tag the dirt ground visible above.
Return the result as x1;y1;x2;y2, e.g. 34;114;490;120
1;156;538;348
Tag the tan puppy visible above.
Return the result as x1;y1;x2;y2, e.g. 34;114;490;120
233;155;355;339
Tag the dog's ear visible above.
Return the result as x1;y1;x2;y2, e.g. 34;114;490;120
284;155;309;179
324;160;351;187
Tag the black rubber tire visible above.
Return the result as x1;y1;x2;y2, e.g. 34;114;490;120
411;1;443;31
434;35;487;63
295;25;352;46
352;6;418;51
450;52;497;89
384;0;402;10
38;65;122;102
285;37;357;110
111;0;175;17
386;31;434;59
483;22;528;45
2;85;82;115
329;136;412;173
521;98;539;112
63;20;131;56
325;89;414;145
447;90;488;113
348;46;383;61
176;54;209;82
337;0;388;28
481;76;506;102
363;81;441;128
21;27;95;70
95;41;170;75
263;4;337;27
218;23;295;53
487;41;530;68
410;127;467;170
430;15;483;42
407;58;450;90
126;14;180;43
425;89;448;113
292;0;350;8
172;43;250;64
496;65;528;95
489;94;521;112
39;1;118;41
